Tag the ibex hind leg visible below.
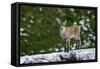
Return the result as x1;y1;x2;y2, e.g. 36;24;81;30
75;40;80;50
67;39;70;52
66;45;69;52
78;40;81;49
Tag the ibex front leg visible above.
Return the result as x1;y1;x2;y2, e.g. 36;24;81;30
64;39;69;52
64;39;67;52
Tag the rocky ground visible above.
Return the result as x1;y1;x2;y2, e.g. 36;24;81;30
20;48;95;64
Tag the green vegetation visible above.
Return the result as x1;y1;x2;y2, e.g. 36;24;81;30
20;5;96;56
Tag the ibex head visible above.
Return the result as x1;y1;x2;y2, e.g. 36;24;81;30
56;18;67;30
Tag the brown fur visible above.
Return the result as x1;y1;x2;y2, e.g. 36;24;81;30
56;18;81;52
60;25;81;51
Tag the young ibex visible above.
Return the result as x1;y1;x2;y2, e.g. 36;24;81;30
56;18;81;52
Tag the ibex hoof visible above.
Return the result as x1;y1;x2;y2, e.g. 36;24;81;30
75;46;80;50
64;50;69;52
67;50;69;52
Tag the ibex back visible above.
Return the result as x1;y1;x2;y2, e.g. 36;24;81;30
56;18;81;52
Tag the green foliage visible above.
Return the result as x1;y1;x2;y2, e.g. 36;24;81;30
20;5;96;56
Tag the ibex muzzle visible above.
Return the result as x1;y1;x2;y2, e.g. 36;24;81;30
56;18;81;52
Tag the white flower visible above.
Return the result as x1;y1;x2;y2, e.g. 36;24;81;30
58;8;62;13
54;48;59;52
79;20;85;25
81;16;85;19
22;17;26;21
69;8;74;12
93;36;95;40
87;11;91;14
40;50;45;53
30;20;34;23
83;40;86;43
73;43;76;47
86;18;90;22
20;28;24;31
82;25;88;31
20;33;29;36
58;43;61;46
24;39;28;42
27;25;31;28
92;15;95;18
89;34;93;37
39;8;42;11
85;42;89;46
74;21;77;25
48;48;53;51
30;51;34;54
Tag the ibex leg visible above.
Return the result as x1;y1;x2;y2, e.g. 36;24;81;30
76;39;81;50
64;39;67;52
67;39;70;52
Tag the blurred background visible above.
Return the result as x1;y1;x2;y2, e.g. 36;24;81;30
20;5;96;56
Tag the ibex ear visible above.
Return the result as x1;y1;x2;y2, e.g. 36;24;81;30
56;18;61;24
63;20;67;25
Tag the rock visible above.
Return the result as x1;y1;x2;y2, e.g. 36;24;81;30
20;48;95;64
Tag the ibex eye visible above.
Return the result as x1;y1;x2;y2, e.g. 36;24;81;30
60;27;63;30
